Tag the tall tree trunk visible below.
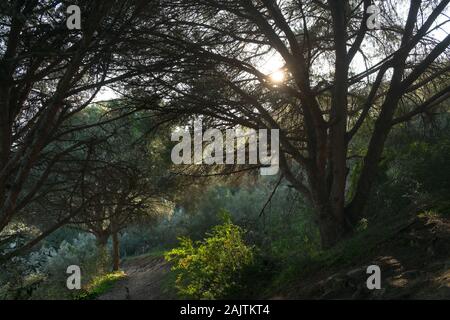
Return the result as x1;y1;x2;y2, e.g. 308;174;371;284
0;68;13;233
346;79;405;221
346;0;424;221
302;166;352;248
112;230;120;271
315;198;351;248
0;6;22;226
96;233;109;273
314;0;351;248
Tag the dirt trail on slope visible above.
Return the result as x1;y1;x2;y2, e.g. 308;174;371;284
98;256;174;300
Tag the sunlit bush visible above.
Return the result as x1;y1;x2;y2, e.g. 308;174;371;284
165;213;254;299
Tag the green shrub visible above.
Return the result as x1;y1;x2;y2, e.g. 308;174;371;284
165;213;254;299
30;233;106;299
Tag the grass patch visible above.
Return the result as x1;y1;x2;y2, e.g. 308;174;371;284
74;271;126;300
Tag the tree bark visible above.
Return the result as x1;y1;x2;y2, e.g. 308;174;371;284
95;233;109;273
112;230;120;271
328;0;350;239
314;197;352;249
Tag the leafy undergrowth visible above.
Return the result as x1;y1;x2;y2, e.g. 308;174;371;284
75;271;126;300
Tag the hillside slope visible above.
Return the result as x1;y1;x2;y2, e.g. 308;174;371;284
273;213;450;299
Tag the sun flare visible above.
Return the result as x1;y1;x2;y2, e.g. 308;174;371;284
269;70;285;83
260;53;286;84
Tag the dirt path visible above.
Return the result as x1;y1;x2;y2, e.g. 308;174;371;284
98;255;174;300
